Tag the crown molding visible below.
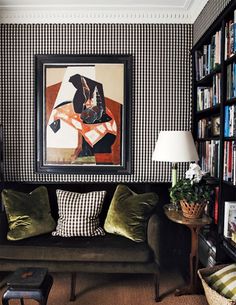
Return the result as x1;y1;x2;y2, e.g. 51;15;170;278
0;7;192;24
188;0;209;22
0;0;209;24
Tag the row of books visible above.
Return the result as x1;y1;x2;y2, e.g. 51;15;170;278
195;29;222;81
223;141;236;184
198;118;211;138
226;63;236;100
196;73;221;111
197;140;220;178
224;105;236;137
197;116;220;138
224;10;236;59
223;201;236;243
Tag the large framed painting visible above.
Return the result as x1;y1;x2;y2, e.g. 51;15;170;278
35;55;132;174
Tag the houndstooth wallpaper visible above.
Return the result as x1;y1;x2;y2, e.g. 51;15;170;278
0;24;192;183
193;0;233;45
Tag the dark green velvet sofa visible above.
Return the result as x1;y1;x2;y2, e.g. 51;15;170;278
0;183;163;302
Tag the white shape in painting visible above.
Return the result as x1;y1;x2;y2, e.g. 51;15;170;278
96;124;106;134
47;119;78;148
105;122;112;131
112;121;117;132
57;112;69;121
85;130;100;145
71;119;82;130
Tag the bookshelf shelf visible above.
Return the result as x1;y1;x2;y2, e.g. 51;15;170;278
192;0;236;266
196;67;222;85
197;137;220;141
222;180;236;187
225;97;236;105
204;176;220;184
225;54;236;65
223;137;235;141
196;105;220;117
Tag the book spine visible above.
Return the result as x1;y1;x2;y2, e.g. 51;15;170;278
224;106;229;137
230;21;234;57
223;141;228;181
224;201;230;238
228;141;233;181
208;44;211;74
233;143;236;185
227;64;232;99
210;34;215;72
214;187;219;225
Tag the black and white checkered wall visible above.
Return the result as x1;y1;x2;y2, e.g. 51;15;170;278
193;0;232;45
0;24;192;183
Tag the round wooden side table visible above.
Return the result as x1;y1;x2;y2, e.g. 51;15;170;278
164;206;212;296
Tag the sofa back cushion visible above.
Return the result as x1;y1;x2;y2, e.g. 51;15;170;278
1;186;56;241
52;189;106;237
104;184;158;242
1;183;167;226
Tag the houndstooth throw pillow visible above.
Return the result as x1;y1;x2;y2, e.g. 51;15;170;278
52;189;106;237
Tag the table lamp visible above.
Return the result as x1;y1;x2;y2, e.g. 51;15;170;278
152;131;199;209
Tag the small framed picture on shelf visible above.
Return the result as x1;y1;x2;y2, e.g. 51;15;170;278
211;116;220;136
223;201;236;238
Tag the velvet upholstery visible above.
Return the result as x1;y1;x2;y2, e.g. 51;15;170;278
0;183;163;301
0;208;160;274
0;260;158;274
0;234;152;262
1;186;56;241
104;184;158;242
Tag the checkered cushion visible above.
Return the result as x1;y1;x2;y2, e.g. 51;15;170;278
52;189;106;237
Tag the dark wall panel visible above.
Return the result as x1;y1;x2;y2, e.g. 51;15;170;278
193;0;232;45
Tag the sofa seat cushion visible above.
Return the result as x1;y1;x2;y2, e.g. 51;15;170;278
0;233;153;263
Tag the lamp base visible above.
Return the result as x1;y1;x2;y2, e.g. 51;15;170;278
172;163;177;187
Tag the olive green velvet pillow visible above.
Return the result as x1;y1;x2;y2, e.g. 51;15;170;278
104;184;158;242
1;186;56;241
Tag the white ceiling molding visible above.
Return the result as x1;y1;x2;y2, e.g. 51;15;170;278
187;0;209;22
0;0;209;24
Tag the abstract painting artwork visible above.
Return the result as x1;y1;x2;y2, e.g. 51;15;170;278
36;55;132;174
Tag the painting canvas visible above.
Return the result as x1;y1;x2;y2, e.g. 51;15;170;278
36;55;132;174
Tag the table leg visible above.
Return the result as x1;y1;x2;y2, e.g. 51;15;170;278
175;225;200;296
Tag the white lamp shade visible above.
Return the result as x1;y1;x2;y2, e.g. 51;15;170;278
152;131;199;162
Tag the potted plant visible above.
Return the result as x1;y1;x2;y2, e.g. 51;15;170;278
170;163;211;219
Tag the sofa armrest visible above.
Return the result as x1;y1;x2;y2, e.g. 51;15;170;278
0;210;8;242
147;213;162;266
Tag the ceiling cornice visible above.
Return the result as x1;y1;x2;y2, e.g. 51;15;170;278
188;0;208;23
0;0;209;24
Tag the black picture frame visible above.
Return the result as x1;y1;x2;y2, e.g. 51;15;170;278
0;125;3;182
35;54;132;175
